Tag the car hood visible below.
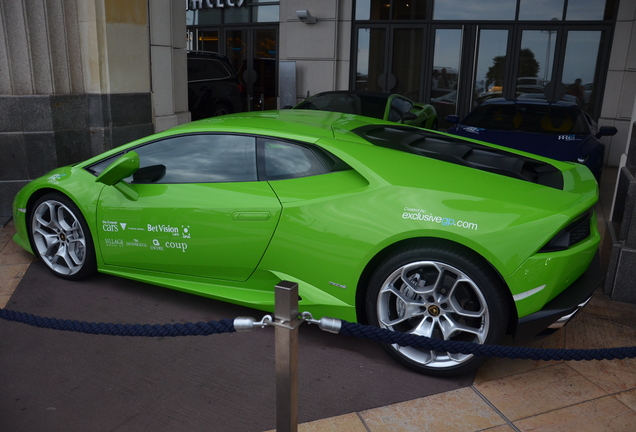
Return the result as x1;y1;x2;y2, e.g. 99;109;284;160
448;126;592;162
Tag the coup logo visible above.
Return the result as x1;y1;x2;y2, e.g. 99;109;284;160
165;241;188;252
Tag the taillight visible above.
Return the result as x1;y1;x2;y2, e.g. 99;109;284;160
538;210;592;252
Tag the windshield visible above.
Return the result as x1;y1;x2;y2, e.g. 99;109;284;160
296;93;388;119
462;104;589;135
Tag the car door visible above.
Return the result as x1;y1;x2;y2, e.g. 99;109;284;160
95;133;281;282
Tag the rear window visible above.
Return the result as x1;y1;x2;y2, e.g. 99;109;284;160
296;93;387;119
353;125;564;189
462;104;589;135
187;58;232;81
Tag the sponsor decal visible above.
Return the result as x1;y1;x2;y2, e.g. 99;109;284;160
328;281;347;289
104;238;124;247
165;241;188;252
181;225;191;239
147;224;181;236
150;239;164;251
125;239;147;248
402;207;478;231
102;220;119;232
461;126;483;134
47;173;67;183
558;134;578;141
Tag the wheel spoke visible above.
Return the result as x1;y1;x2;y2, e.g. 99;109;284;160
438;315;484;341
378;282;425;327
448;279;487;319
400;262;438;296
412;317;436;338
47;203;64;231
381;283;421;308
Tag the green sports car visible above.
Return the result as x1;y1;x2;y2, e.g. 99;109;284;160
293;91;438;130
12;110;602;376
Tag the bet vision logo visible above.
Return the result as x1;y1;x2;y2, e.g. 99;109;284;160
147;224;191;238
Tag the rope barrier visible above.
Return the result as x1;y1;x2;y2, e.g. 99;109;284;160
338;320;636;361
2;307;636;361
0;308;235;337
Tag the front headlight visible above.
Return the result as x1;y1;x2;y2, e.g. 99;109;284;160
575;155;589;164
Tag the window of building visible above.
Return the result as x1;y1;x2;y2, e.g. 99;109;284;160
433;0;517;21
518;0;565;21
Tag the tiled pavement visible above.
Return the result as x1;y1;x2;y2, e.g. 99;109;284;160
2;168;636;431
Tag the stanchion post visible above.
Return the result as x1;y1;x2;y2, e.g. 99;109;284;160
275;281;299;432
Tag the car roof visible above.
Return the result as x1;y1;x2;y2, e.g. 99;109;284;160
187;50;231;61
479;97;580;109
311;90;391;100
168;109;386;142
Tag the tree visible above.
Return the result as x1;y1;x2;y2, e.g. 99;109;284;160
485;48;540;90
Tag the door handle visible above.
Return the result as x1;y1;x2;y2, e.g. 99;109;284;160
232;212;271;221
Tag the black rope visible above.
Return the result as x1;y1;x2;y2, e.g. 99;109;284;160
0;308;235;337
339;320;636;361
2;308;636;361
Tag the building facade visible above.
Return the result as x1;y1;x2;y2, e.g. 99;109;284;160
1;0;636;300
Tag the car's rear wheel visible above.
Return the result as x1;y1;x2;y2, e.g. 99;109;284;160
366;243;508;376
29;193;96;280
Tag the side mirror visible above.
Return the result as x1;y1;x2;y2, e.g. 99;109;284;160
96;151;140;185
596;126;618;139
95;152;140;201
445;115;460;125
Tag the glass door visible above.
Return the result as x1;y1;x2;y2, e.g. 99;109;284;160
514;29;559;98
226;27;277;112
429;28;463;129
354;25;425;99
471;28;510;109
513;27;607;116
355;26;387;92
561;30;603;114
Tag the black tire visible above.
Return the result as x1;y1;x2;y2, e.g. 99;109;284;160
28;192;97;280
366;242;508;376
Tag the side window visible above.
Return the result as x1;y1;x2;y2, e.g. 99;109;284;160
88;134;257;184
259;138;330;180
187;58;231;81
134;134;256;183
388;97;414;123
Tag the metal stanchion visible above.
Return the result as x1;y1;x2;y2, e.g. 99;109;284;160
275;281;299;432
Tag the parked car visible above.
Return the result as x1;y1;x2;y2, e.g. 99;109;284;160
12;110;602;376
446;98;617;180
187;51;244;120
293;91;437;129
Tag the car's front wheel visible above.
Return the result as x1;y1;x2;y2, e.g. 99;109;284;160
29;193;97;280
366;242;508;376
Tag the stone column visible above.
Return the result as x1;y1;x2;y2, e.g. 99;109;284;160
0;0;188;221
603;0;636;303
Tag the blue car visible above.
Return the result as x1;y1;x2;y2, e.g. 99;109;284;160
446;98;617;180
